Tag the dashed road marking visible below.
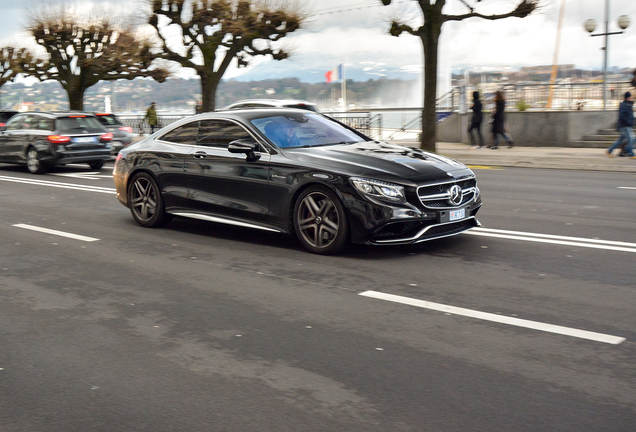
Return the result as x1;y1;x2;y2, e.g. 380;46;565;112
359;290;625;345
13;224;100;242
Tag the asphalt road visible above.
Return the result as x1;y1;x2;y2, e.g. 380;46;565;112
1;162;635;431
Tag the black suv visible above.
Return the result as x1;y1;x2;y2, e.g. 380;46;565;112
0;110;18;127
92;112;134;154
0;111;113;173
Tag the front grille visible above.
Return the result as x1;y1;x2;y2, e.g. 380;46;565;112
421;191;475;208
417;177;477;209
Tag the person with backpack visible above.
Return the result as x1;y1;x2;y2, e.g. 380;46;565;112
144;102;158;134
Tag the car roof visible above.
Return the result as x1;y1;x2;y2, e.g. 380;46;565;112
18;111;98;119
195;108;319;121
223;99;317;110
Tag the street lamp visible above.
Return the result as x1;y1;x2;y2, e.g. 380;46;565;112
584;0;630;110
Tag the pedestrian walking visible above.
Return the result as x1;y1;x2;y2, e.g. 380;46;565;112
606;92;636;158
489;91;514;149
468;91;484;149
144;102;158;134
631;68;636;88
195;100;203;114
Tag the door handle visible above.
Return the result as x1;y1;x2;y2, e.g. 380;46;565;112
193;151;207;159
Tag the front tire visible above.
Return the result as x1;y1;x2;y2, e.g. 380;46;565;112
128;172;172;227
293;186;349;255
26;147;46;174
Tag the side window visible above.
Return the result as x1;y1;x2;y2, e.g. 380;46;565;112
20;115;37;130
4;115;25;131
159;121;199;145
36;118;54;131
197;120;251;148
28;115;52;131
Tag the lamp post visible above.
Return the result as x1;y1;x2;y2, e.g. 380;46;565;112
584;0;630;110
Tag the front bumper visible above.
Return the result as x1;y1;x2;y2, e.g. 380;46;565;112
368;215;481;245
345;189;483;246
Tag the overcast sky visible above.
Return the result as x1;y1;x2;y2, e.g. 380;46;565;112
1;0;635;85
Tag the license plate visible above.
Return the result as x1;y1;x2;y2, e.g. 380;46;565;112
73;137;97;143
449;208;466;221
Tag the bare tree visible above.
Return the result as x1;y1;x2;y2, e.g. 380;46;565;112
380;0;539;152
0;46;32;108
147;0;308;112
0;47;32;90
23;3;169;110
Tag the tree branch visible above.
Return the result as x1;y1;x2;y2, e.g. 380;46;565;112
443;0;537;22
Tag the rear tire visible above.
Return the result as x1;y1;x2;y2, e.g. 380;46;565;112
128;172;172;227
26;147;46;174
293;186;349;255
89;161;104;170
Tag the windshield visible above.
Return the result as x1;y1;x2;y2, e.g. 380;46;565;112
251;113;365;148
56;116;105;133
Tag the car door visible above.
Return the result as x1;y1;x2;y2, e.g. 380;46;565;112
150;121;199;211
0;114;29;162
184;119;271;225
29;114;54;151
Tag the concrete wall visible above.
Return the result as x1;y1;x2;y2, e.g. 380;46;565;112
437;110;617;147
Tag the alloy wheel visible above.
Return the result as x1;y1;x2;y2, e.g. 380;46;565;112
27;148;44;174
294;188;348;254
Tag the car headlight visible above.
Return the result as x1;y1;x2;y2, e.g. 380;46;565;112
350;177;405;204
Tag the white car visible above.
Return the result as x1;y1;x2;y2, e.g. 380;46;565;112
223;99;318;112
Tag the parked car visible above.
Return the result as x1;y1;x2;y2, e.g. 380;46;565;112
223;99;318;112
113;109;481;254
0;110;18;127
92;112;134;154
0;111;113;174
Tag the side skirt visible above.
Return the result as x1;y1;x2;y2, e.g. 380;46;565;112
171;212;284;233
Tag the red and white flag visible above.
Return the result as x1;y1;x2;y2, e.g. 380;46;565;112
325;65;342;83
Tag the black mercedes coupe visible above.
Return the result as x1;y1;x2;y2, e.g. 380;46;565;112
113;109;482;254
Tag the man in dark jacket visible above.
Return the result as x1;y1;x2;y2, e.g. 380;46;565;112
607;92;635;158
468;91;484;148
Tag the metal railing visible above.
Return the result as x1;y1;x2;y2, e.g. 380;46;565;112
326;112;383;139
446;80;634;111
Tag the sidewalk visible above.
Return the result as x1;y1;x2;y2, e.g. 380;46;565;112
392;141;636;173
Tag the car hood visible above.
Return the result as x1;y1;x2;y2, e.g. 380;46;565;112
281;141;472;184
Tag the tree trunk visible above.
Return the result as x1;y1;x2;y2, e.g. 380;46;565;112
420;24;441;153
199;72;220;112
66;85;85;111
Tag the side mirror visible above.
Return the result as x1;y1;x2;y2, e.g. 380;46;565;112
228;138;260;161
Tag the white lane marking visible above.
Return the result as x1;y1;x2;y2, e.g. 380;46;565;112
13;224;100;242
0;175;115;194
359;291;625;345
618;186;636;190
467;228;636;253
51;173;112;180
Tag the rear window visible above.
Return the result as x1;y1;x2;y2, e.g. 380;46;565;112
56;116;106;133
95;114;122;126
